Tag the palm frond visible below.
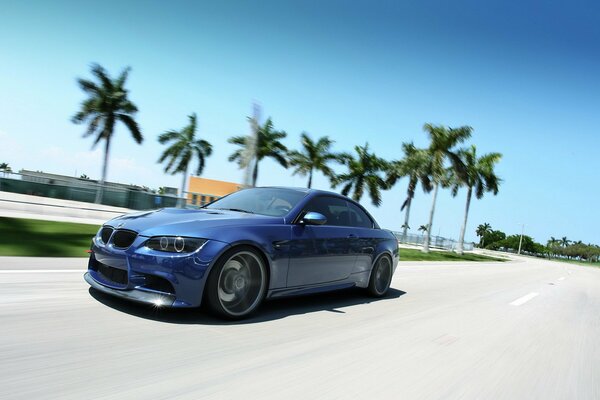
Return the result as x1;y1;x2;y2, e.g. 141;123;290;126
228;135;247;145
83;114;103;138
228;150;243;163
194;147;206;175
158;130;181;144
366;178;382;206
90;63;113;91
77;78;99;94
174;149;192;174
114;66;132;88
118;114;143;144
196;139;213;156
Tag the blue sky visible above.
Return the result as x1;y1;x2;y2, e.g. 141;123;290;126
1;0;599;244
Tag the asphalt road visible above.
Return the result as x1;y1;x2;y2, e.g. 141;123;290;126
1;255;599;399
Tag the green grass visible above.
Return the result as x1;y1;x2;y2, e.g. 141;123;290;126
0;217;99;257
400;247;506;262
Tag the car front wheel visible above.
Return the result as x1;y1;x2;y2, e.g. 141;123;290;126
205;246;267;319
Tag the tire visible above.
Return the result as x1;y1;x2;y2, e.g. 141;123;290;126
205;246;268;320
367;254;392;297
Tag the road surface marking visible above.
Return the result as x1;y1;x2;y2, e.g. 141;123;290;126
558;277;565;281
0;270;86;273
510;292;539;306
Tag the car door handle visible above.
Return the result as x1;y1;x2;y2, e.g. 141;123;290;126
347;234;357;239
272;240;289;249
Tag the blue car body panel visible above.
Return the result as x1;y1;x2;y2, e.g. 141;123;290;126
85;188;399;308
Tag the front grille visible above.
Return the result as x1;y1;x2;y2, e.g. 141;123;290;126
112;230;137;249
97;262;128;285
100;227;114;244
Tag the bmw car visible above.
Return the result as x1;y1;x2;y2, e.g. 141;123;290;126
84;187;399;319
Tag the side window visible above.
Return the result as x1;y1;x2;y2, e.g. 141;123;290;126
303;196;348;226
347;202;374;228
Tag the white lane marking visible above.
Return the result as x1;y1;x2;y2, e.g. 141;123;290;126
510;292;539;306
0;270;86;273
558;277;565;281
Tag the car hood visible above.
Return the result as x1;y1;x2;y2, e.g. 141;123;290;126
105;208;284;238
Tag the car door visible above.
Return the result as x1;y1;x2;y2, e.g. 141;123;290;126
345;201;379;275
287;196;357;287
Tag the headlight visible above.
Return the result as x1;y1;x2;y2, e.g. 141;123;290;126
145;236;207;253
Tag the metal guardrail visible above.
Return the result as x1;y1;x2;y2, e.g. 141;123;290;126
393;231;474;251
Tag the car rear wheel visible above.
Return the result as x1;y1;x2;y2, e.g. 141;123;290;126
367;255;392;297
206;246;267;319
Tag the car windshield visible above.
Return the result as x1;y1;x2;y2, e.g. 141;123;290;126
204;188;307;217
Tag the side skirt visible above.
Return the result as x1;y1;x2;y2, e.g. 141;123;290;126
267;281;357;299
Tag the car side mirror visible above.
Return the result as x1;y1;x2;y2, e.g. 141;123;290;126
301;211;327;225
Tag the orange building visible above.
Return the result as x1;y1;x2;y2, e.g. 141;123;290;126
186;176;243;206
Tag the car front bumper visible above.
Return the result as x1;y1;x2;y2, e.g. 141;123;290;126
84;235;231;308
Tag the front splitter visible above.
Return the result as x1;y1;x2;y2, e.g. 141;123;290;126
84;271;176;307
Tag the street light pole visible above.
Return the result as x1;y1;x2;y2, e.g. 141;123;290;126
517;223;525;255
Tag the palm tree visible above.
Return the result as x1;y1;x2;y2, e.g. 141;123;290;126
72;63;142;203
288;133;340;188
476;223;492;247
418;224;429;236
0;162;11;179
386;142;432;239
331;143;388;206
560;237;570;247
228;117;288;186
546;236;560;258
158;113;212;206
421;124;472;253
451;146;502;254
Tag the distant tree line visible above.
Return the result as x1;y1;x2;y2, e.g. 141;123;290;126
476;223;600;263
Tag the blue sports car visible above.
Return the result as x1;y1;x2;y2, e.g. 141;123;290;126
84;187;399;319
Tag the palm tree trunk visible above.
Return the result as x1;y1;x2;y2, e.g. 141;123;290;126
456;186;472;255
94;138;111;204
252;161;259;187
402;196;412;239
422;182;439;253
179;164;189;208
307;169;313;189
